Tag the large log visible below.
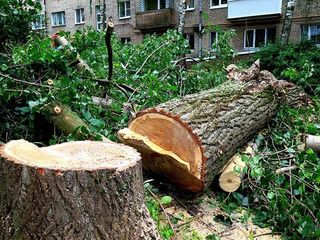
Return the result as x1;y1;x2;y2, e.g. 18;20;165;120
118;61;309;192
0;140;160;239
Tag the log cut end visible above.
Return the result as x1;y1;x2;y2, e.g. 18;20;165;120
118;110;205;192
1;139;140;172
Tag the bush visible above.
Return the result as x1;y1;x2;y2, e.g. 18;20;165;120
255;41;320;95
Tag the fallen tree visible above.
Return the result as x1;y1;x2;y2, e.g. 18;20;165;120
0;140;160;239
118;60;311;192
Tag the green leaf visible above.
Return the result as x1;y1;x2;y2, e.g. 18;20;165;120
160;196;172;205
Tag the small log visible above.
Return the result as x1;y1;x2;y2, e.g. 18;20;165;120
218;145;253;193
298;134;320;153
118;61;309;192
43;103;88;137
0;140;160;239
51;33;94;75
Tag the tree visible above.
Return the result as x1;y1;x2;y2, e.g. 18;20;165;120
0;0;42;50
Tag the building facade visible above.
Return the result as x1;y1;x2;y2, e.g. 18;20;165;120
35;0;320;54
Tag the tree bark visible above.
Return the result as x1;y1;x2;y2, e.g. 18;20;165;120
118;61;310;192
178;0;186;34
0;140;160;240
281;0;297;44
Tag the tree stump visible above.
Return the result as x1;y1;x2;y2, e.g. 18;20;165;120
0;140;160;239
118;61;310;192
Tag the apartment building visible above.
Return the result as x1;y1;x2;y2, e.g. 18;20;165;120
34;0;320;54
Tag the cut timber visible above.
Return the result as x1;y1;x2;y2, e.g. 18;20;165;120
298;134;320;153
51;33;94;74
0;140;159;240
119;61;310;192
219;146;253;193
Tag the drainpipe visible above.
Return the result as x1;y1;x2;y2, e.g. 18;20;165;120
198;0;203;58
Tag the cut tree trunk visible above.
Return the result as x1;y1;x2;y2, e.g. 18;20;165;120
0;140;160;240
118;61;310;192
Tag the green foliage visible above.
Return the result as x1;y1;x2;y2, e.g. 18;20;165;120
205;25;236;66
0;0;42;49
254;41;320;95
0;28;226;143
223;101;320;239
144;182;174;239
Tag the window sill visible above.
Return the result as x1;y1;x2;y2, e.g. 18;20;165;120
32;27;46;30
119;16;131;20
75;22;85;25
52;24;66;28
185;8;195;11
210;4;227;9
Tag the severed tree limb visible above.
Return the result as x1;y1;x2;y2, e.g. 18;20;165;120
119;61;311;192
105;18;114;82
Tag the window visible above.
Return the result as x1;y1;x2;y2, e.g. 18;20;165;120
210;0;227;8
119;0;131;19
32;13;45;30
301;24;320;46
51;11;65;27
121;37;131;44
244;28;276;49
96;6;102;30
186;0;195;10
184;33;195;50
145;0;166;11
75;8;85;24
210;31;218;49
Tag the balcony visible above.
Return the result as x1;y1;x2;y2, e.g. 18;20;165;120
228;0;282;20
136;8;176;31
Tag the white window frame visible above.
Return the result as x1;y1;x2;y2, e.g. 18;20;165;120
301;24;320;47
210;0;227;9
244;28;270;49
51;11;66;27
75;8;85;24
210;31;219;50
186;0;195;11
96;6;102;30
118;1;131;19
32;13;46;30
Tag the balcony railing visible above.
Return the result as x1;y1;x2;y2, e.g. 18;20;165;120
136;8;176;31
228;0;282;20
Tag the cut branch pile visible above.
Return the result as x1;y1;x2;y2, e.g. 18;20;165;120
118;60;311;192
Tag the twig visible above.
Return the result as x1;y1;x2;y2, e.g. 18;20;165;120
275;165;298;174
134;41;171;76
146;188;176;237
0;72;53;88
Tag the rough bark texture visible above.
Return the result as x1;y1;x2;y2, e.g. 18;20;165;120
43;103;88;137
119;61;310;191
0;140;160;240
155;82;279;189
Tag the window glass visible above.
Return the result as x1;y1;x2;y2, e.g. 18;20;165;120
301;25;309;41
52;12;65;26
255;29;265;47
75;8;84;23
145;0;157;11
221;0;227;4
210;31;218;48
212;0;219;6
245;30;254;48
267;28;276;43
310;25;320;44
160;0;166;9
187;0;195;9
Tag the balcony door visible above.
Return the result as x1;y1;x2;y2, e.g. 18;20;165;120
143;0;167;11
